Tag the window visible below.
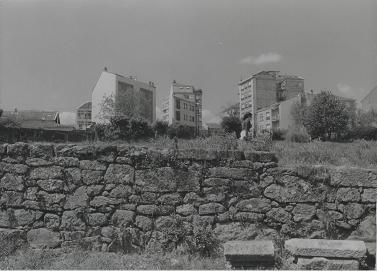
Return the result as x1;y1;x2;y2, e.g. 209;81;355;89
176;99;180;109
176;111;180;121
259;114;264;121
266;112;271;121
184;95;189;99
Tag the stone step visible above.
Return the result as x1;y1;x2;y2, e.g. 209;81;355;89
223;240;275;268
285;239;366;259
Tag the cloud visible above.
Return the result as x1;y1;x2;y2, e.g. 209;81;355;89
202;109;221;124
336;83;367;101
240;53;282;65
336;83;352;95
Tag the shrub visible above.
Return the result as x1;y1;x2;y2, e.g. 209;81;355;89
272;129;287;140
221;116;242;138
94;116;153;141
152;120;169;136
167;125;195;139
346;126;377;141
285;128;311;143
185;221;220;257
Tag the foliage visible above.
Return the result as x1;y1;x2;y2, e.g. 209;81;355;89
0;248;225;270
285;128;311;143
97;91;149;122
159;215;220;257
346;126;377;141
185;220;221;257
0;109;3;117
94;116;153;141
273;140;377;168
167;124;195;139
303;91;350;140
152;120;169;136
221;116;242;138
272;129;287;140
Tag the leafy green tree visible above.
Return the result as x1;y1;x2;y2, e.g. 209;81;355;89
152;120;169;136
221;116;242;138
304;91;350;140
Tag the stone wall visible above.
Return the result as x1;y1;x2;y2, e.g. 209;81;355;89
0;142;375;255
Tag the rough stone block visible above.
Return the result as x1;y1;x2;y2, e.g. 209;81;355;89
0;173;24;191
29;144;54;159
296;257;359;270
208;167;256;180
104;164;134;184
199;203;225;215
81;170;103;185
30;166;64;179
37;179;64;192
0;229;27;257
236;198;271;213
263;175;326;203
330;167;377;187
285;239;367;259
79;160;107;171
336;188;361;202
27;228;61;249
292;204;316;222
224;240;275;268
25;158;53;167
362;188;376;202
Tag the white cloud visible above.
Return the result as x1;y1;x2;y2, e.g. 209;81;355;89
336;83;367;101
202;109;221;124
240;53;282;65
336;83;352;95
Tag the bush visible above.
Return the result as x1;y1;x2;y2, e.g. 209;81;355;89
272;129;287;140
94;116;153;141
185;221;220;257
221;116;242;138
285;128;311;143
167;125;195;139
346;126;377;141
152;120;169;136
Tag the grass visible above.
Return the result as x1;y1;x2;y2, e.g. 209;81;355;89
273;139;377;169
0;248;227;270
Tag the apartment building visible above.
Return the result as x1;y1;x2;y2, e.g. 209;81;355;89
256;92;356;134
91;69;156;124
238;71;304;134
76;101;92;130
162;81;203;135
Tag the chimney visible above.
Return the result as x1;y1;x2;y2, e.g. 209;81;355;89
173;80;176;84
104;67;108;72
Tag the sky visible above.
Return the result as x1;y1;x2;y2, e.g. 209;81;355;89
1;0;376;123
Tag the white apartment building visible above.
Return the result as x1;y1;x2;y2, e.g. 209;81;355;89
91;69;156;124
162;81;202;135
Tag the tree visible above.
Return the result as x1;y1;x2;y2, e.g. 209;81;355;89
152;120;169;136
221;116;242;138
291;100;307;127
303;91;350;140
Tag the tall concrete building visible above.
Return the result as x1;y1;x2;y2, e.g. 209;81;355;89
162;81;202;135
91;69;156;124
238;71;304;134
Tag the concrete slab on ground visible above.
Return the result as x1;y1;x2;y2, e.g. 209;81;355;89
285;238;366;259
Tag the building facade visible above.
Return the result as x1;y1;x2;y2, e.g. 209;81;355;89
76;102;92;130
256;92;356;134
238;71;304;134
91;69;156;124
162;81;203;135
361;86;377;112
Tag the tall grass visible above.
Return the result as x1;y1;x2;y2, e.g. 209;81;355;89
0;248;226;270
273;140;377;168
